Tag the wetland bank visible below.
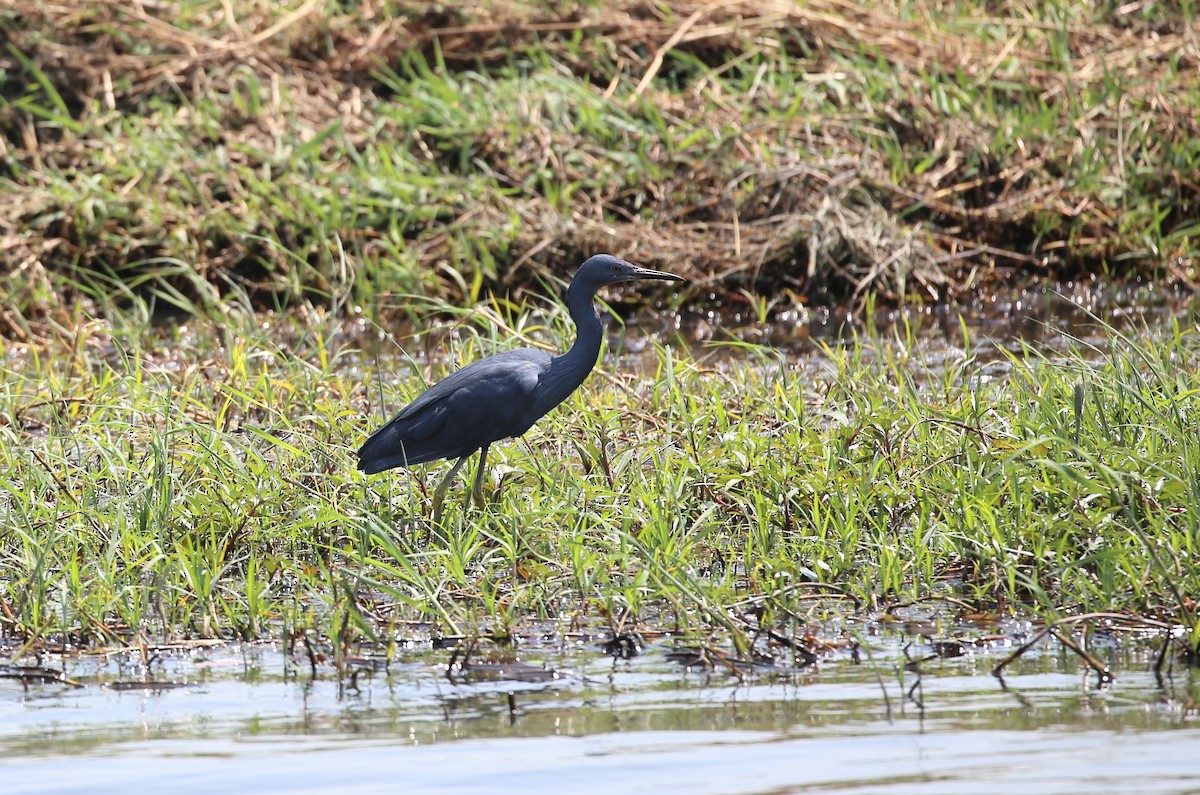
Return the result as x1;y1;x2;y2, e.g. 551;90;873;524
2;0;1200;791
3;286;1200;792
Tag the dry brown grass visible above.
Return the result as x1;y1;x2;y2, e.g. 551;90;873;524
1;0;1197;319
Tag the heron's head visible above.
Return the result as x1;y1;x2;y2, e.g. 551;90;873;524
576;254;685;288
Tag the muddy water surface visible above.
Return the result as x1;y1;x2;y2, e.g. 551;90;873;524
3;614;1198;794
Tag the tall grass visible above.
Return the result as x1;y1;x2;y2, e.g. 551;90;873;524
1;297;1197;663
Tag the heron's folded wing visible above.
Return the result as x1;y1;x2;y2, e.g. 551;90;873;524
358;349;550;471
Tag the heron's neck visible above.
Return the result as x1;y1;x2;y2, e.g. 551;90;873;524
558;279;603;371
531;281;603;413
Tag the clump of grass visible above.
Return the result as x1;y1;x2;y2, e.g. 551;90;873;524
1;294;1198;665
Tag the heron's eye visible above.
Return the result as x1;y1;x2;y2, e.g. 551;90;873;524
611;264;620;273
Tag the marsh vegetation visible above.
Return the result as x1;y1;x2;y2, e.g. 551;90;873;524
1;0;1199;703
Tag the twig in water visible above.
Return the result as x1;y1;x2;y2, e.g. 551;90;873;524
992;625;1052;681
1050;626;1114;685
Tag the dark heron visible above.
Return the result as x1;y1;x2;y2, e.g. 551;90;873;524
358;253;684;517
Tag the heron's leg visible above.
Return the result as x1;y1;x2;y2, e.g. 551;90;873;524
472;443;491;509
431;455;469;523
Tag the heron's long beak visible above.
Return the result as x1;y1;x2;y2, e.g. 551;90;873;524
630;266;685;282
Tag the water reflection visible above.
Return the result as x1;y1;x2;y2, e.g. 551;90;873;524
3;623;1199;794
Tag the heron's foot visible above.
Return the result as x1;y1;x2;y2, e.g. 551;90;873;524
471;450;492;510
471;484;489;510
430;488;486;523
431;490;448;525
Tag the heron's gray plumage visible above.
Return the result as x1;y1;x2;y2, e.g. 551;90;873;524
357;349;550;473
357;254;684;514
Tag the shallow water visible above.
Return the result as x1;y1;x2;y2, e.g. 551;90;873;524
670;279;1199;354
3;621;1198;794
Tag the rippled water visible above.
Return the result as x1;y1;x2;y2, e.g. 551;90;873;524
3;617;1198;794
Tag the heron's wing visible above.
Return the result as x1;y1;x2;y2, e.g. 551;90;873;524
358;349;551;472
